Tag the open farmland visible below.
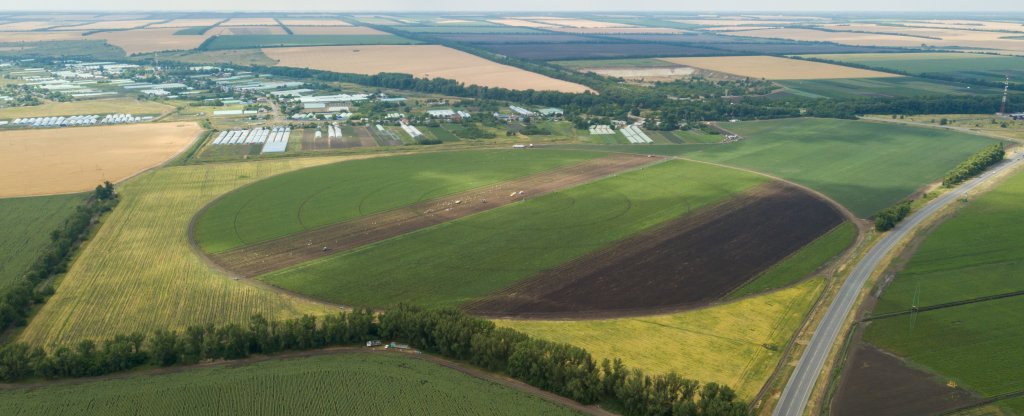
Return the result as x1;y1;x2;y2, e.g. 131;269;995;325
0;352;577;415
0;97;175;119
66;19;160;30
263;45;590;93
258;160;787;310
203;34;417;50
147;18;224;28
220;17;280;26
88;28;216;54
287;26;386;35
0;194;82;290
279;18;351;26
17;157;351;348
720;27;1024;55
194;150;602;253
499;278;825;399
203;154;657;278
578;118;996;217
0;122;201;198
801;52;1024;85
658;56;900;80
467;181;843;318
836;170;1024;415
481;43;729;60
776;77;984;99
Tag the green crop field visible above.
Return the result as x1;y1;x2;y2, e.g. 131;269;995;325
872;170;1024;315
776;77;984;99
202;34;418;50
194;150;601;253
500;278;825;399
562;118;996;217
800;52;1024;85
260;160;766;308
864;170;1024;414
728;222;856;299
0;352;577;415
0;194;83;290
19;157;347;348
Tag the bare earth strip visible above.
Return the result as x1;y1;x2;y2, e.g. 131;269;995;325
204;154;661;278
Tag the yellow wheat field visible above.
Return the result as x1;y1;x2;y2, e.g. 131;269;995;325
530;18;634;28
547;27;687;34
487;18;557;28
264;45;591;93
659;55;901;80
68;19;161;30
279;18;351;26
18;157;364;348
0;122;201;198
88;28;214;54
220;18;280;26
148;18;225;28
287;26;384;35
0;31;86;42
499;278;825;400
0;21;58;31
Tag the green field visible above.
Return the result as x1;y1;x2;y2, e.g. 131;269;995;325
261;160;766;308
800;52;1024;85
0;352;577;415
19;158;339;348
0;194;83;290
202;34;418;50
777;77;984;99
564;118;996;217
728;222;856;299
864;170;1024;413
194;150;601;253
872;170;1024;314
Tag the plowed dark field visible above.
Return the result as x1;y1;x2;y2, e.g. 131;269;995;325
466;181;844;318
831;344;979;416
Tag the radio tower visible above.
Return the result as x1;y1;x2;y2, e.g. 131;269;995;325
999;75;1009;115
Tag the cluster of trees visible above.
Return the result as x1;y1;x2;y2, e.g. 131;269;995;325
874;200;913;231
0;185;118;331
1;306;749;416
942;143;1005;187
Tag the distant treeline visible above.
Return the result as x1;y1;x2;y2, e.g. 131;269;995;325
0;305;749;416
874;200;913;231
794;56;1024;92
0;183;117;332
942;143;1005;187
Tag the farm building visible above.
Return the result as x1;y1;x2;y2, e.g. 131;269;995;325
270;89;314;97
538;108;564;117
1011;112;1024;120
510;105;536;117
427;109;456;118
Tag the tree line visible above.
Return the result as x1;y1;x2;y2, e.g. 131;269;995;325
874;200;913;232
942;143;1005;187
1;305;749;416
0;183;118;331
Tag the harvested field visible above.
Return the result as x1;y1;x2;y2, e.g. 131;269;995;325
220;18;280;26
487;18;557;28
66;19;160;30
831;344;979;416
676;19;797;26
0;31;86;42
288;26;385;35
468;181;843;318
480;43;727;60
0;21;57;31
88;28;213;54
264;45;590;93
0;122;201;198
658;56;901;80
206;154;660;278
547;27;687;34
433;33;591;44
530;18;634;28
279;18;351;26
218;26;287;35
147;18;224;28
0;97;174;118
581;66;695;81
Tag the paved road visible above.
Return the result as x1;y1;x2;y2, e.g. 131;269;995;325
772;155;1022;416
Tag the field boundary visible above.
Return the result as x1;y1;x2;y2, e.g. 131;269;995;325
862;289;1024;321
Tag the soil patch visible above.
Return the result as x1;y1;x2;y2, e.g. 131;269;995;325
204;154;661;278
831;344;980;416
466;181;844;318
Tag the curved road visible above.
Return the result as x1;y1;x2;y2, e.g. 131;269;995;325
773;155;1022;416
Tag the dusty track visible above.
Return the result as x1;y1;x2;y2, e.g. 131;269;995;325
205;153;663;278
467;181;845;319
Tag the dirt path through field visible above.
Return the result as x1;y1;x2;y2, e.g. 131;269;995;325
205;153;663;278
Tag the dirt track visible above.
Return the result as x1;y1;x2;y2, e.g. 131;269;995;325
207;153;662;278
466;181;844;319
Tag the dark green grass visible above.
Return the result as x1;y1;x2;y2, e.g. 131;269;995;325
728;222;856;299
423;126;460;142
800;52;1024;85
202;35;418;50
194;150;601;253
557;118;996;217
260;160;766;309
0;194;83;290
873;170;1024;315
672;130;722;144
0;352;577;416
776;77;986;99
173;26;209;35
